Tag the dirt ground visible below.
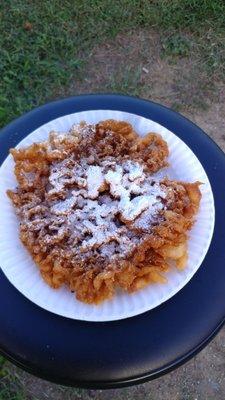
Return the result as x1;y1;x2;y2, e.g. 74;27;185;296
3;30;225;400
66;29;225;153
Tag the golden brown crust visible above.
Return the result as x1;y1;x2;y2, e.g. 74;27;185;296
130;132;169;172
7;120;201;304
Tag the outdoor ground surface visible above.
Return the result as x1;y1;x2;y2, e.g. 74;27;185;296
0;1;225;399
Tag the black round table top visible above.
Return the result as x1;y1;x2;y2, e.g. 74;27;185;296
0;95;225;389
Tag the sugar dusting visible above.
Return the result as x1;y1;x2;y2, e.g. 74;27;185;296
44;155;167;259
87;166;104;199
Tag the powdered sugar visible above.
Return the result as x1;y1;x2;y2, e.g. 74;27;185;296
87;166;104;199
124;160;144;181
45;155;167;259
122;195;152;221
51;196;76;215
104;162;165;222
70;122;95;138
9;121;175;274
16;123;169;262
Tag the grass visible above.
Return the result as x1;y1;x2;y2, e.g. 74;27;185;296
0;0;225;128
106;66;142;96
0;357;94;400
0;356;94;400
0;357;26;400
162;34;192;57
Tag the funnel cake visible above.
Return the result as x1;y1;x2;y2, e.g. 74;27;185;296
7;119;201;304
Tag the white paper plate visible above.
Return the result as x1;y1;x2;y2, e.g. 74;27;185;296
0;110;215;321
